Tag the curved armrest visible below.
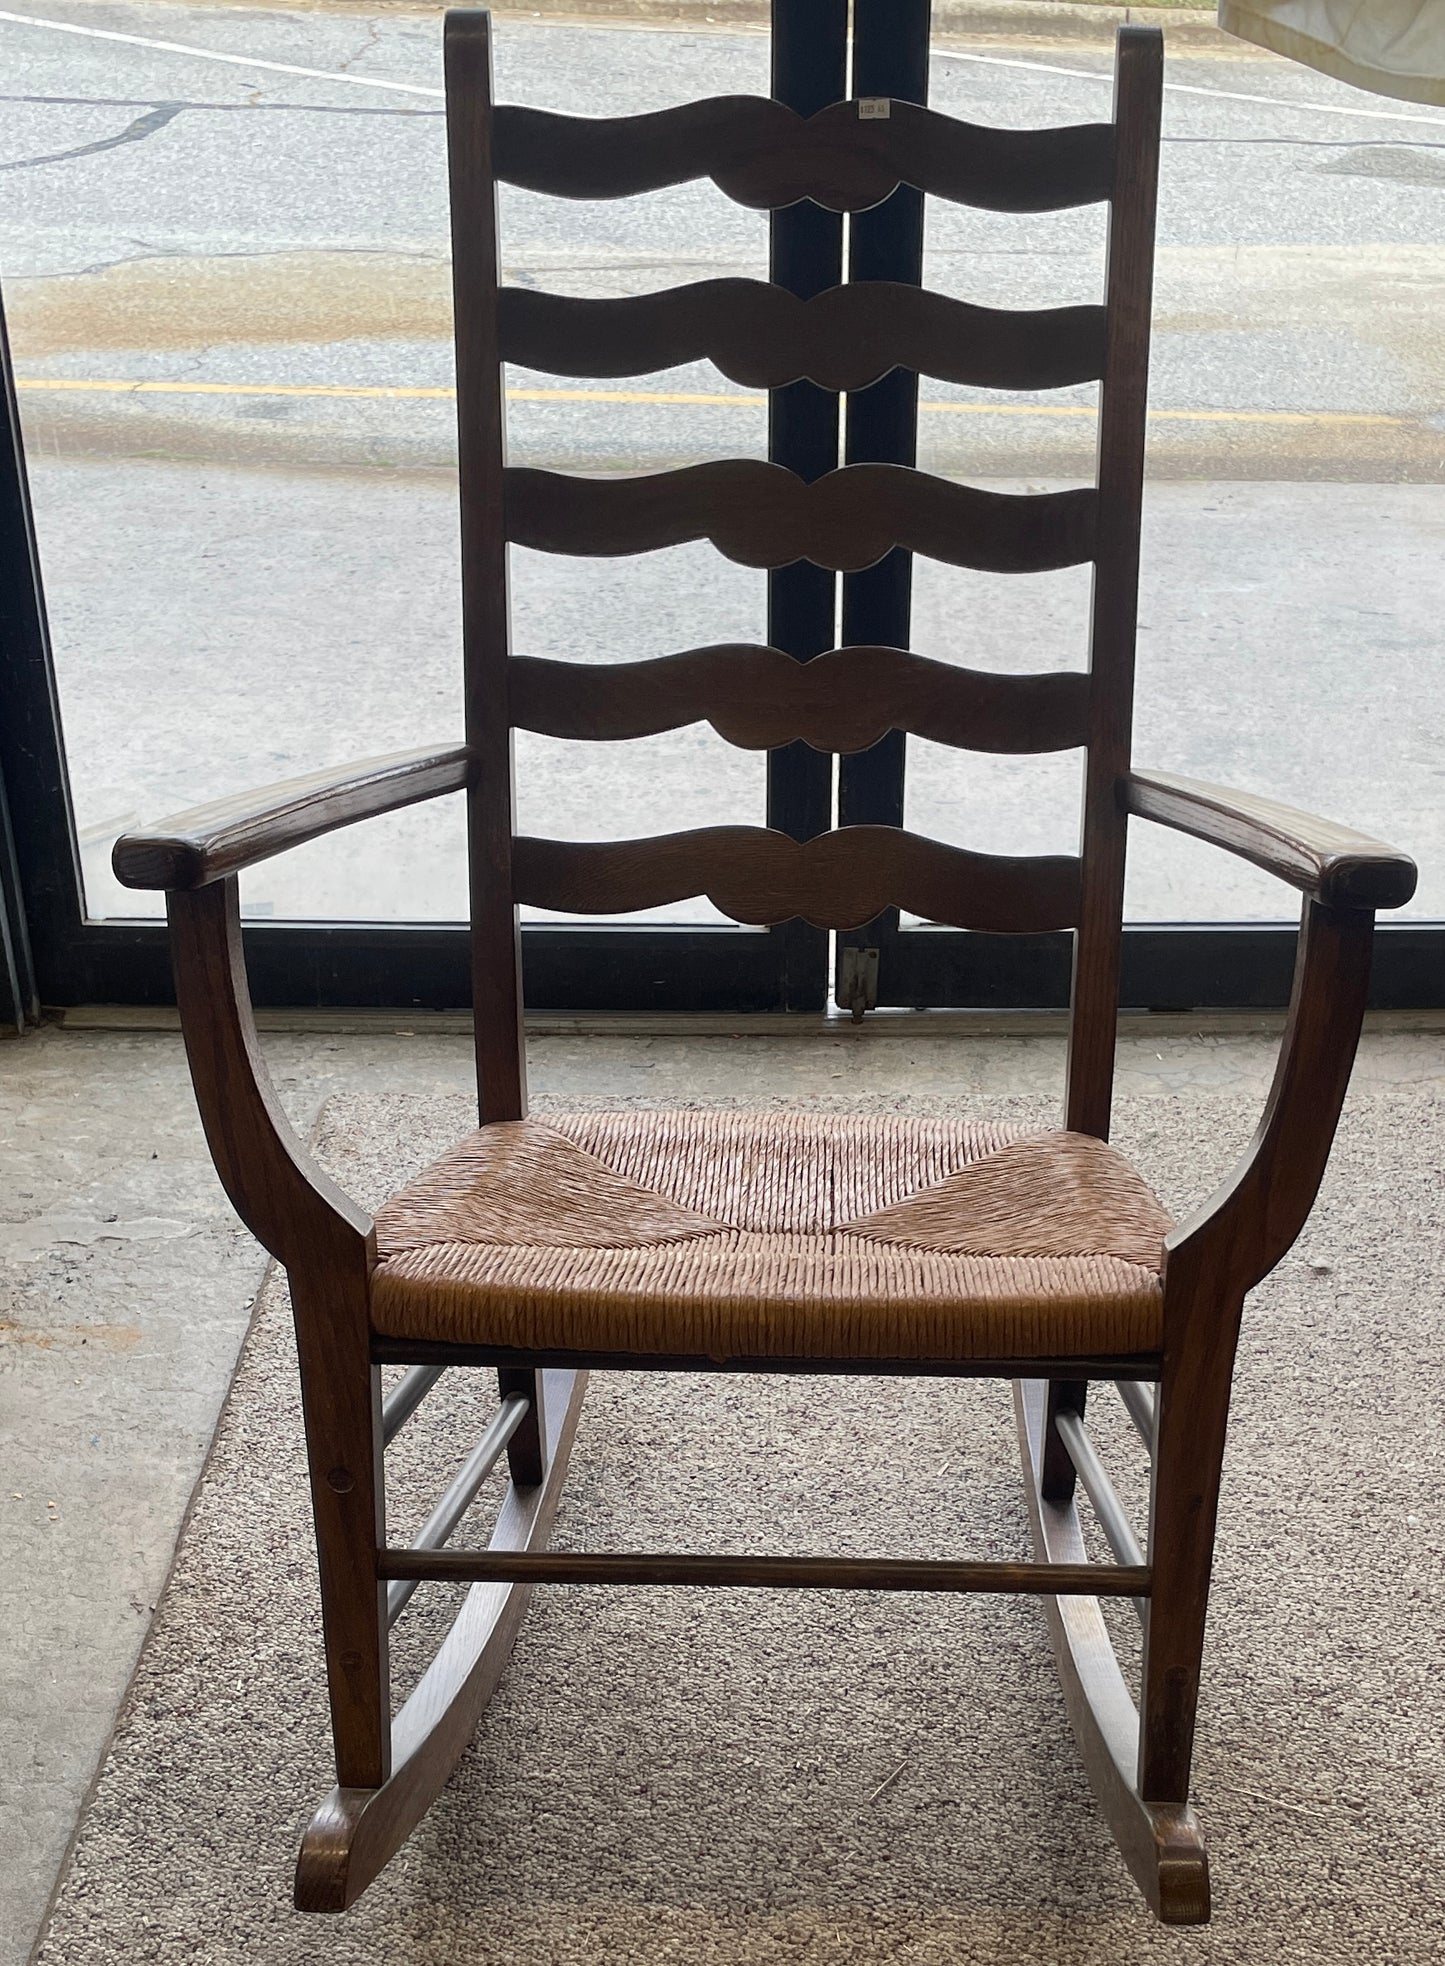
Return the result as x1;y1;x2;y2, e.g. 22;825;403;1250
113;744;473;891
1166;898;1374;1306
168;878;373;1269
1125;769;1416;911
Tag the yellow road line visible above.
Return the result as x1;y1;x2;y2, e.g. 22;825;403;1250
12;376;1414;429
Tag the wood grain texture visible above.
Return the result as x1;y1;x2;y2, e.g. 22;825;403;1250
295;1367;588;1911
1141;901;1376;1807
165;879;373;1264
378;1548;1151;1597
1167;902;1377;1315
499;280;1106;390
509;645;1090;754
1015;1377;1209;1922
1065;26;1163;1140
113;745;472;891
493;95;1115;213
1126;769;1417;911
140;22;1388;1933
505;462;1097;572
373;1336;1163;1379
448;10;528;1122
512;825;1081;931
167;880;389;1789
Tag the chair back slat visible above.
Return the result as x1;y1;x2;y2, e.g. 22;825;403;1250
509;648;1089;755
514;827;1082;933
499;283;1107;392
446;12;1163;1125
493;97;1115;213
505;463;1096;574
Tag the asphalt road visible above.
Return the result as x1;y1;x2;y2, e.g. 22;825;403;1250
2;4;1443;928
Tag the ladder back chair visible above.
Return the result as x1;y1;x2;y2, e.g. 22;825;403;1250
114;11;1417;1925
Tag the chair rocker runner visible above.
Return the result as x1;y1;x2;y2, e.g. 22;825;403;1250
114;13;1417;1926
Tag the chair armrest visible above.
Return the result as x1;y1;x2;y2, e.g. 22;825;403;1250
1166;897;1372;1304
113;744;473;891
1125;769;1416;911
168;877;373;1268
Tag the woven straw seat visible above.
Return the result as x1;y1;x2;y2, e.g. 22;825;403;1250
371;1110;1170;1362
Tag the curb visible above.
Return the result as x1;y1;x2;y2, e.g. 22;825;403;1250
488;0;1237;52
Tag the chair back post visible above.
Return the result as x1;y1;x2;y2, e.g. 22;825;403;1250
1065;25;1162;1139
448;9;528;1124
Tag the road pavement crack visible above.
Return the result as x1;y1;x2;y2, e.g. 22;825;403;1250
337;21;381;77
0;102;184;174
0;90;437;118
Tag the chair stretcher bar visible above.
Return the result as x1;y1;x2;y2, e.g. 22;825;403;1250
377;1549;1152;1595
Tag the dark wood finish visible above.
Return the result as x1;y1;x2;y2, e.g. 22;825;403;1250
505;462;1097;573
1016;1378;1209;1923
512;825;1081;932
373;1336;1164;1380
296;1367;588;1912
1041;1375;1087;1503
1126;770;1417;910
167;879;389;1788
379;1548;1151;1597
1140;899;1376;1805
135;20;1416;1928
449;11;526;1124
501;280;1107;390
493;95;1115;213
1065;26;1162;1140
113;746;471;891
496;1365;545;1485
509;645;1089;755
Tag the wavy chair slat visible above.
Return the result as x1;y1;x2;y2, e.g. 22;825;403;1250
498;281;1108;391
508;646;1090;754
512;826;1082;932
504;463;1097;573
492;97;1116;212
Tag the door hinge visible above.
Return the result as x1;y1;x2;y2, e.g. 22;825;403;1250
838;944;880;1023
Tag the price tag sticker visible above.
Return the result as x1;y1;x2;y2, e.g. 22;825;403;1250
858;97;891;120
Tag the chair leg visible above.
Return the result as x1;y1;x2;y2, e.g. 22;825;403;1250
497;1366;546;1485
1138;1321;1237;1804
290;1263;391;1791
1040;1377;1087;1502
296;1366;590;1912
1014;1377;1209;1923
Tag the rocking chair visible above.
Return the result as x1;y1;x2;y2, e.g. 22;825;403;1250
114;13;1417;1924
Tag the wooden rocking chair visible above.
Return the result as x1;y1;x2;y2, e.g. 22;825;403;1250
114;13;1416;1925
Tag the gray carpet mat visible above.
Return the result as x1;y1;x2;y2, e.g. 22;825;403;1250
33;1087;1445;1963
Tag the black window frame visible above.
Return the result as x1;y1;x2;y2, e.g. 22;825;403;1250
0;0;1437;1021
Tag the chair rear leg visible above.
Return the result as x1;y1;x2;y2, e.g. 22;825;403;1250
1138;1314;1238;1804
497;1366;546;1486
1041;1377;1088;1502
291;1263;391;1789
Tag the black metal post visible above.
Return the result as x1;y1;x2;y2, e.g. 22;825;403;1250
0;286;77;1024
836;0;931;1015
766;0;848;1010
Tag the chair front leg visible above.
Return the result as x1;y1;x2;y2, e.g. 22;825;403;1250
291;1247;391;1790
1138;1263;1245;1804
